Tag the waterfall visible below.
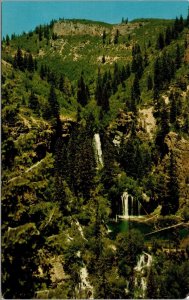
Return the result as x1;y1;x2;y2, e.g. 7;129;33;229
121;191;129;218
120;192;143;218
93;133;103;168
80;266;93;299
134;252;152;298
75;220;87;241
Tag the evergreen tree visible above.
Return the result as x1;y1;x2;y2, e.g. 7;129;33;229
38;25;43;41
23;54;28;70
131;44;144;78
125;63;131;78
27;53;35;72
28;90;39;112
6;34;10;46
40;64;46;80
131;74;141;110
112;63;121;93
114;29;119;44
155;101;169;156
67;127;96;200
156;32;165;50
166;151;179;214
13;47;24;71
77;73;89;106
48;84;60;120
95;69;103;106
170;91;177;124
59;74;64;92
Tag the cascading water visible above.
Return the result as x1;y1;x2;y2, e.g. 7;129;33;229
121;191;129;218
80;266;93;299
134;252;152;298
93;133;103;169
120;191;142;218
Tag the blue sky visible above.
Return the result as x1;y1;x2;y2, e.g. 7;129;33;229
2;1;189;37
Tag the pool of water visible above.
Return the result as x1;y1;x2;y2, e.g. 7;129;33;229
108;219;153;239
108;219;189;242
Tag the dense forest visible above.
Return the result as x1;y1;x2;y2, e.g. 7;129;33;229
1;11;189;299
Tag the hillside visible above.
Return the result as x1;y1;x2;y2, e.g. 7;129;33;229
2;15;189;299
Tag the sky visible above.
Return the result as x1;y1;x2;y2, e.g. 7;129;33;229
2;1;189;37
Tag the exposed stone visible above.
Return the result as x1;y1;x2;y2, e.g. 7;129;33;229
164;132;189;207
139;106;156;139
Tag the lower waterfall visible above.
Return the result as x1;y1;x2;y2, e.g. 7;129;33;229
120;191;142;218
121;191;129;218
134;252;152;298
80;266;93;299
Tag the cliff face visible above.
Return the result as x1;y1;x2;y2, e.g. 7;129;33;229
53;20;144;37
53;21;110;36
164;132;189;208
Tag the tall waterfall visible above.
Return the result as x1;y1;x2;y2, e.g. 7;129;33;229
93;133;103;168
121;191;129;218
120;191;142;218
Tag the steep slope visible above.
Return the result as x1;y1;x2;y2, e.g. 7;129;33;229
2;16;189;299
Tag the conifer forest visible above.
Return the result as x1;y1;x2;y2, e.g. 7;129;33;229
1;4;189;299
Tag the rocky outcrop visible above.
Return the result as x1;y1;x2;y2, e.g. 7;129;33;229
53;20;110;37
164;132;189;207
53;20;145;37
139;106;156;139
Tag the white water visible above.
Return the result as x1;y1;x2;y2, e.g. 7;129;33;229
80;266;93;299
120;191;142;218
134;252;152;298
75;220;87;241
135;252;152;272
93;133;103;168
121;191;129;218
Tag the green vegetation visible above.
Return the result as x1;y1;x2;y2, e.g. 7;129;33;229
2;13;189;299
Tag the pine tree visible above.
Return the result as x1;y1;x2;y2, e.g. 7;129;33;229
13;47;24;71
114;29;119;44
170;91;177;124
161;151;179;215
67;127;96;199
23;54;28;70
102;30;106;45
131;74;141;109
131;44;144;78
155;101;169;156
156;32;165;50
40;64;46;80
6;34;10;46
95;69;103;106
27;53;35;72
38;25;43;41
28;90;39;112
77;74;89;106
167;151;179;213
165;26;172;46
48;84;60;120
59;74;64;92
112;63;121;93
